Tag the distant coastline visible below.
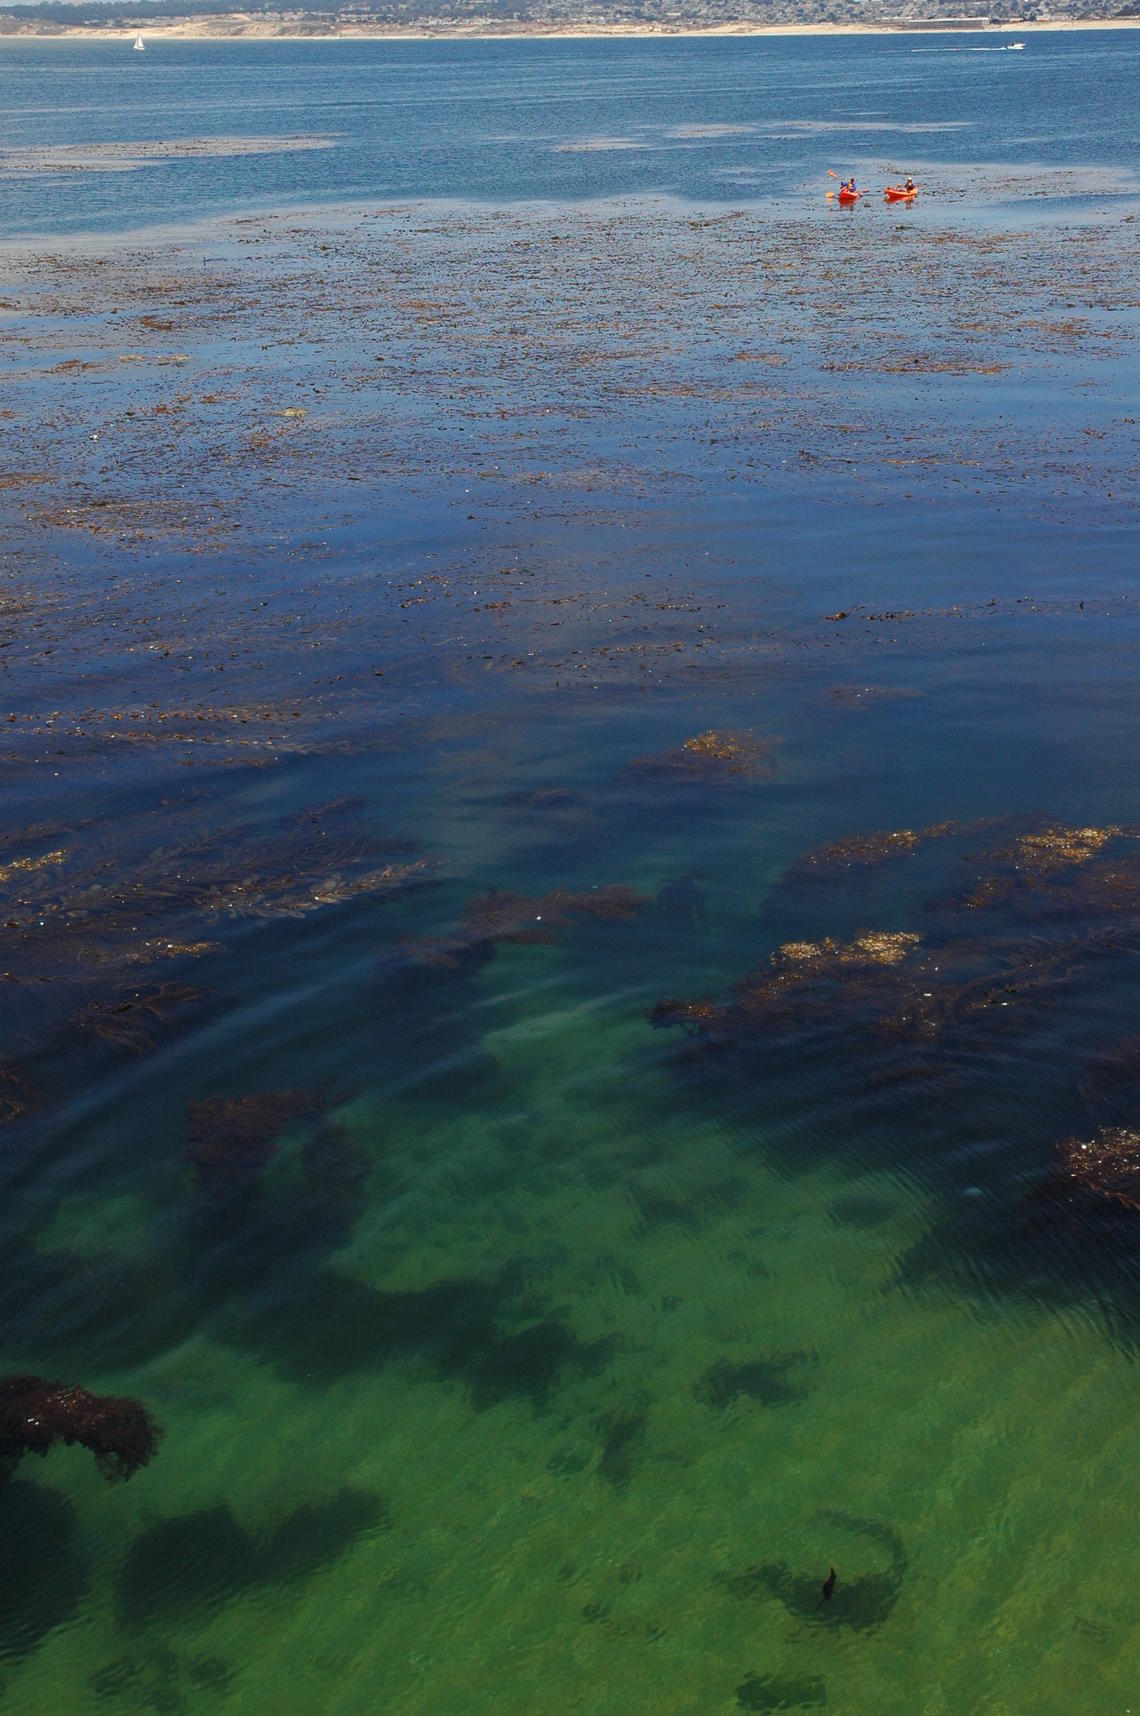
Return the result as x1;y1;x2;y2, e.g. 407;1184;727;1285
3;16;1139;40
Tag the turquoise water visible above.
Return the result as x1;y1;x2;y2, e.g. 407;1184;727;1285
1;35;1140;1716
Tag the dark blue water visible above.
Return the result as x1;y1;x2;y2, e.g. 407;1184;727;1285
1;31;1138;234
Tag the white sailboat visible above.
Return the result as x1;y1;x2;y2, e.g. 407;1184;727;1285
133;31;145;50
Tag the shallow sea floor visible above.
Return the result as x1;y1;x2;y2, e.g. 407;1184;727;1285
2;190;1140;1715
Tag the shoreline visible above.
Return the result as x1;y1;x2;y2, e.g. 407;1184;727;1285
4;17;1140;41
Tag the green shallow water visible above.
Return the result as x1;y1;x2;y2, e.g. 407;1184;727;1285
7;641;1140;1715
9;1013;1140;1716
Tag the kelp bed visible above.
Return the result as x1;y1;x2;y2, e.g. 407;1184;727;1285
1;195;1137;734
2;193;1140;1715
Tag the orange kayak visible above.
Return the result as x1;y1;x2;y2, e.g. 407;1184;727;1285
837;189;862;205
885;186;918;202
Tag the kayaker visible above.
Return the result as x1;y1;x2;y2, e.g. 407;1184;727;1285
904;176;915;193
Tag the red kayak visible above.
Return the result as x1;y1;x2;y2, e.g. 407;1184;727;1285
884;186;918;202
837;188;862;205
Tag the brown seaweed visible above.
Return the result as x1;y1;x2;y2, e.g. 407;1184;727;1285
1054;1127;1140;1213
71;983;206;1055
652;930;922;1040
960;823;1136;913
0;1375;162;1482
0;802;433;990
627;731;775;782
799;827;926;868
648;996;721;1031
653;925;1095;1055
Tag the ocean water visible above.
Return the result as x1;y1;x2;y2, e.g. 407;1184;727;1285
1;33;1140;1716
1;30;1139;233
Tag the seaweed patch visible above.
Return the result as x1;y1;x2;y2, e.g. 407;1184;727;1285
736;1670;828;1711
116;1488;388;1624
0;1374;162;1482
593;1407;649;1488
1054;1127;1140;1213
693;1352;818;1411
185;1087;325;1229
405;883;649;970
628;730;776;782
718;1512;906;1634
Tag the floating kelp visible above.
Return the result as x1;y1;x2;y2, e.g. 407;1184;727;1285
791;821;969;875
1004;824;1124;875
0;984;214;1136
871;935;1090;1046
783;819;1136;915
651;930;924;1042
71;982;207;1055
0;847;67;886
647;996;721;1031
0;804;434;1133
653;920;1107;1068
628;730;775;782
796;828;925;869
200;859;433;921
0;800;433;989
1054;1127;1140;1213
772;932;920;970
406;883;649;970
0;1375;162;1482
960;823;1136;912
